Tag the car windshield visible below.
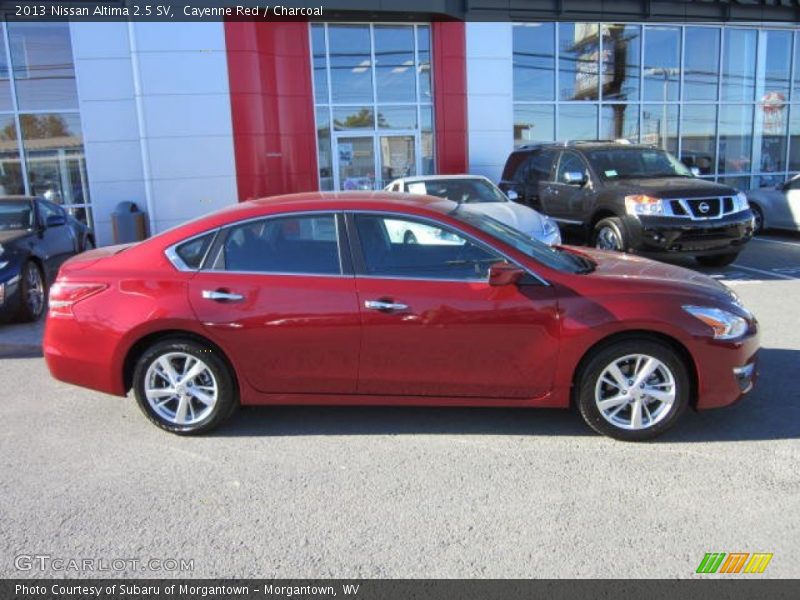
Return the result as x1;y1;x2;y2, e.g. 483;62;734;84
406;178;508;204
453;210;592;275
0;200;34;231
585;148;693;180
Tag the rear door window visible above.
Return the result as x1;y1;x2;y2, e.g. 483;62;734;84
556;152;587;184
525;150;556;185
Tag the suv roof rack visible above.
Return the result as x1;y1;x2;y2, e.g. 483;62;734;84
516;139;636;151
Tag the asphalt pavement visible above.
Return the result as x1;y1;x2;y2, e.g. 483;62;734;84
0;233;798;579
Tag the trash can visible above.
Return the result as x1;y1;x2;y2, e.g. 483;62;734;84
111;201;148;244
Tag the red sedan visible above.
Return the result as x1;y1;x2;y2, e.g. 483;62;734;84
43;193;759;440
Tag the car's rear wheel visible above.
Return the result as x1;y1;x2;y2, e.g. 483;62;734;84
133;338;237;435
695;252;739;267
592;217;628;252
575;339;690;441
749;203;764;234
15;260;46;322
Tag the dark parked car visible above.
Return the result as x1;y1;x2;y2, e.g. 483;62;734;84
0;196;94;322
499;142;755;267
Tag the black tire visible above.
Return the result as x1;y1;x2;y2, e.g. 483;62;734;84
592;217;628;252
749;203;764;234
695;252;739;268
575;338;690;441
133;338;238;435
84;236;95;251
403;231;418;244
15;260;46;322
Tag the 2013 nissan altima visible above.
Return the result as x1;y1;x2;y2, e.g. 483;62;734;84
43;193;759;440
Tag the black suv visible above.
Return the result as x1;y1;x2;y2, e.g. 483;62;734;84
499;142;755;266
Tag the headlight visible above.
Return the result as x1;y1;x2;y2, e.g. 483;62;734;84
733;191;749;212
683;305;748;340
625;194;664;216
541;218;561;244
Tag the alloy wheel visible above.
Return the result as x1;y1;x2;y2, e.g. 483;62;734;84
594;353;676;431
144;352;219;426
595;226;622;251
25;264;44;317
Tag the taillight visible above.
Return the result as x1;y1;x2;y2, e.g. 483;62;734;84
48;282;108;316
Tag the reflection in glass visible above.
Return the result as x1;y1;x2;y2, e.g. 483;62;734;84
719;176;749;191
316;107;333;191
417;26;432;102
337;136;375;191
601;104;638;142
684;27;720;101
757;102;788;175
643;26;680;102
514;105;555;147
642;104;678;153
328;25;373;104
8;22;78;110
20;112;91;225
718;104;754;175
680;105;717;175
311;25;329;104
721;29;757;102
0;24;13;111
559;23;600;101
559;104;597;140
759;29;792;99
601;24;640;102
374;26;416;103
379;135;416;184
0;115;25;194
420;105;434;174
787;106;800;171
377;106;417;130
333;106;375;130
513;23;555;101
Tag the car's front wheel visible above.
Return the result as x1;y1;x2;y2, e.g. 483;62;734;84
592;217;628;252
575;339;690;441
15;260;46;322
695;252;739;267
133;338;238;434
749;203;764;234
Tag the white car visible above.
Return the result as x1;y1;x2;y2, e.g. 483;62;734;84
385;175;562;246
746;174;800;233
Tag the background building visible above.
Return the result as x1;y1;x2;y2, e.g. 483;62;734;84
1;10;797;244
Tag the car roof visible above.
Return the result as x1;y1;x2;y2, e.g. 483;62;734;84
513;141;657;153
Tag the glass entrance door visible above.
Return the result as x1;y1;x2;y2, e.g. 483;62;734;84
333;133;419;191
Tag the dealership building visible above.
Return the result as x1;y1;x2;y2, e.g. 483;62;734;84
0;1;798;245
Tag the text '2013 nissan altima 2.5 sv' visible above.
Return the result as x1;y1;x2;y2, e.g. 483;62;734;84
43;192;759;441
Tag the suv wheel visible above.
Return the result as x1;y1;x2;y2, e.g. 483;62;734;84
575;339;690;441
133;338;238;435
592;217;627;252
695;253;738;268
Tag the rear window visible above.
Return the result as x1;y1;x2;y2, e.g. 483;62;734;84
175;232;215;269
501;152;529;181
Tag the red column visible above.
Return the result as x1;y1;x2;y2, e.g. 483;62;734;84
224;21;319;201
432;22;468;174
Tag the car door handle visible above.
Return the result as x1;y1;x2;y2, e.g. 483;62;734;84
364;299;408;312
202;290;244;302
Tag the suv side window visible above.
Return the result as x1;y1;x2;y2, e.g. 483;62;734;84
556;152;587;184
354;213;502;281
525;150;556;185
214;214;341;275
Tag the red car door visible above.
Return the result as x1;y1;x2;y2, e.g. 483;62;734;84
187;213;361;394
349;213;560;399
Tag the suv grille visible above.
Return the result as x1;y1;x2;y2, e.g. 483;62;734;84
667;197;737;220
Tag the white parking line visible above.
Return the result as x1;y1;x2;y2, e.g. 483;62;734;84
730;263;797;280
752;237;800;249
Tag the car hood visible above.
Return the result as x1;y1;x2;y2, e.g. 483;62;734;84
565;247;736;304
602;177;738;199
0;230;32;245
462;202;546;233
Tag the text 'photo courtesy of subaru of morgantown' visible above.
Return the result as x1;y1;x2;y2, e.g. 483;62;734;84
43;192;759;442
499;142;755;267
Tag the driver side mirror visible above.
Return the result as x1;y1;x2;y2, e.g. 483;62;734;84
506;189;519;202
45;214;66;228
488;262;525;287
690;167;701;177
564;171;587;186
